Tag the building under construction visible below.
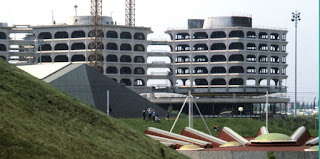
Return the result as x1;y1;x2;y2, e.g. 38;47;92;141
0;14;289;117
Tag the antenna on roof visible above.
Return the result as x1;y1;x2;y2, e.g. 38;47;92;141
52;10;56;25
74;5;78;16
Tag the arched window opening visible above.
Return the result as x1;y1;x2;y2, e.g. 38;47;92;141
120;43;131;51
134;67;145;74
259;55;268;62
229;42;244;50
211;78;226;85
134;79;145;86
88;54;104;61
259;67;268;74
106;43;118;50
106;66;118;74
71;30;86;38
88;30;104;37
247;31;256;38
106;31;118;38
211;43;226;50
38;55;52;63
193;32;208;39
195;79;208;86
259;44;268;51
211;55;226;62
259;79;268;86
229;78;243;85
270;56;279;63
175;44;190;51
259;32;268;39
246;55;256;62
282;68;286;75
247;43;256;50
176;56;190;63
71;54;85;62
193;55;208;62
120;79;132;86
54;31;68;39
282;57;286;63
134;33;145;40
38;32;52;39
175;79;184;86
0;32;7;39
38;44;52;51
71;43;85;50
176;67;190;74
270;67;279;74
270;33;279;40
246;79;256;86
229;66;244;73
211;67;226;74
193;44;208;51
270;79;278;86
211;31;226;38
106;55;118;62
120;67;132;74
88;42;104;50
270;45;279;52
175;33;190;40
120;32;132;39
193;67;208;74
54;43;68;50
134;56;145;63
229;54;244;61
247;67;256;74
120;55;132;62
229;30;244;38
134;44;145;52
54;55;68;62
0;44;7;51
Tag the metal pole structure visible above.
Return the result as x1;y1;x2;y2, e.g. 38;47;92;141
291;11;300;119
188;90;193;128
170;96;189;133
266;91;268;130
107;90;110;115
194;101;212;136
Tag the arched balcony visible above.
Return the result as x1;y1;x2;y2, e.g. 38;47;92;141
246;55;256;62
211;78;226;85
211;67;226;74
211;43;226;50
229;66;244;73
134;79;145;86
120;55;132;62
175;44;190;51
211;55;226;62
193;32;208;39
270;45;280;52
71;55;85;62
88;42;104;50
120;67;132;74
247;31;256;38
54;31;68;39
193;44;208;51
120;79;132;86
259;67;268;74
71;43;85;50
247;43;256;50
54;55;68;62
71;30;86;38
54;43;68;50
193;55;208;62
229;30;244;38
259;44;268;51
194;79;208;86
106;31;118;38
176;67;190;74
120;44;132;51
106;43;118;50
175;56;190;63
0;32;6;39
258;55;268;62
259;32;268;39
134;67;145;74
229;78;244;85
134;33;145;40
106;55;118;62
193;67;208;74
229;54;244;62
134;44;145;52
106;66;118;74
229;42;244;50
38;44;52;51
247;67;256;74
270;33;279;40
88;30;104;37
38;32;52;39
134;56;145;63
175;33;190;40
211;31;226;38
0;44;7;51
120;32;132;39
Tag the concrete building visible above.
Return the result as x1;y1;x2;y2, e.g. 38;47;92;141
0;15;290;117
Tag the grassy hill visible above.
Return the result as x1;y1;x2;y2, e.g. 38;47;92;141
0;59;186;159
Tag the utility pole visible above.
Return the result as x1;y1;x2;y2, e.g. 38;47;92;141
291;11;301;119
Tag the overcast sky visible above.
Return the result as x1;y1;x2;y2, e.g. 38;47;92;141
0;0;318;102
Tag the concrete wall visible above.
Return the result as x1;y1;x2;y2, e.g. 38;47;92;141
177;150;318;159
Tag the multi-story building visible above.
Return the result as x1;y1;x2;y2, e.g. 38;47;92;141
0;15;290;117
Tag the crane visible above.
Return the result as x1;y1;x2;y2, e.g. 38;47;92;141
125;0;135;26
90;0;103;73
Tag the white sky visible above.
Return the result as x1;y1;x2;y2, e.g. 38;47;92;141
0;0;318;102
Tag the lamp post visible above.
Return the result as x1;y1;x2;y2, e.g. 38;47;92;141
238;107;243;118
291;11;301;119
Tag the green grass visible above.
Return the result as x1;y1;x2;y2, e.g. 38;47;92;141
120;116;319;137
0;59;187;159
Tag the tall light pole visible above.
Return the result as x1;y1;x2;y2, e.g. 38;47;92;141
291;11;300;119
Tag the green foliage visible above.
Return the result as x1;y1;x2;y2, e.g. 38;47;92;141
0;59;186;159
267;152;276;159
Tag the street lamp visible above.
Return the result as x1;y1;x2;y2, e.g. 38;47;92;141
238;107;243;118
291;11;301;119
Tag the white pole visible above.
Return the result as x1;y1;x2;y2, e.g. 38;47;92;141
170;96;189;132
107;90;110;115
189;90;193;128
266;91;268;130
